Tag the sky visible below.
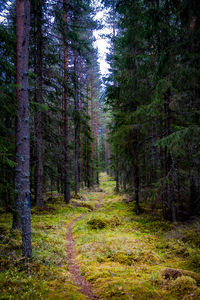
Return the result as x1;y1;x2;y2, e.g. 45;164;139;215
0;1;12;22
93;8;111;77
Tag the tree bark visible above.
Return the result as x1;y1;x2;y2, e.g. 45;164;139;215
86;80;90;188
14;0;32;258
63;0;70;203
105;139;108;174
90;82;94;184
95;99;99;184
79;60;84;188
34;0;44;207
115;151;119;192
123;169;127;191
74;53;79;195
134;164;140;215
151;116;158;182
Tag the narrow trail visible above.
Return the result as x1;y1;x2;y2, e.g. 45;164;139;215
66;194;103;300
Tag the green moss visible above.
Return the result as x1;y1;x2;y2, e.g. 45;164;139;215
182;227;200;247
87;218;107;229
74;173;200;299
187;248;200;269
107;216;122;227
86;215;122;230
1;173;200;299
71;199;95;211
170;276;200;298
0;200;90;299
96;248;160;265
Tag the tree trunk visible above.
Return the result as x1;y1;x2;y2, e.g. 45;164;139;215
123;169;127;191
115;151;119;192
86;81;91;188
105;139;108;174
105;131;110;175
74;53;79;195
14;0;32;258
34;0;44;207
95;99;99;184
134;164;140;214
190;168;198;216
90;82;94;184
80;60;84;188
63;0;70;203
151;116;158;182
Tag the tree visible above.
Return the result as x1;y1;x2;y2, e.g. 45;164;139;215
14;0;32;258
63;0;71;203
103;0;200;221
33;0;44;207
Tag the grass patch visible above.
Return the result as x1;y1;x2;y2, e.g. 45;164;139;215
73;173;200;300
0;202;89;299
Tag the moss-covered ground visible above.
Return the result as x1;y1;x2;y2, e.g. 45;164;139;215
1;173;200;299
0;201;88;299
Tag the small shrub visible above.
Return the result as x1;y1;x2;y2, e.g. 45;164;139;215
71;200;94;211
150;271;164;286
188;249;200;269
170;276;200;298
97;248;160;265
107;216;121;227
71;193;84;200
182;228;200;247
87;218;107;229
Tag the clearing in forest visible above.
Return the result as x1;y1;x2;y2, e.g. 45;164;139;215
1;173;200;299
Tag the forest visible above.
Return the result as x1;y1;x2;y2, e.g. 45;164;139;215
0;0;200;299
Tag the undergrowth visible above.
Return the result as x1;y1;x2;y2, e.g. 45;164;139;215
1;173;200;299
73;173;200;299
0;201;88;299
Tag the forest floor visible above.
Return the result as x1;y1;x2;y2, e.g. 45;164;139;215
1;173;200;299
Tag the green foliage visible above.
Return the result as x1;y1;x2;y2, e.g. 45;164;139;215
103;0;200;221
0;21;16;207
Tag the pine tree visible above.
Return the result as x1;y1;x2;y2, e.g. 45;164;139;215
14;0;32;258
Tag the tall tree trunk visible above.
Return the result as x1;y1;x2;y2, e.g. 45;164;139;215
34;0;44;207
14;0;32;258
115;151;119;192
133;131;140;214
90;82;94;184
105;138;108;174
151;116;158;182
74;53;79;195
190;168;198;216
134;163;140;215
162;88;176;221
123;169;127;191
95;99;99;184
105;131;110;174
79;60;84;188
63;0;70;203
86;80;90;188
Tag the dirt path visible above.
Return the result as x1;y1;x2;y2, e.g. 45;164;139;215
66;194;103;300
